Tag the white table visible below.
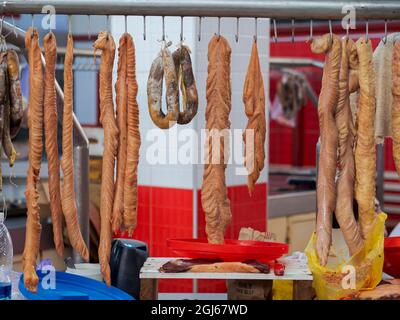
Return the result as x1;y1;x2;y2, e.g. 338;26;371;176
140;258;314;300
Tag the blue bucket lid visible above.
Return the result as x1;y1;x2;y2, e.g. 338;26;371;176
19;271;134;300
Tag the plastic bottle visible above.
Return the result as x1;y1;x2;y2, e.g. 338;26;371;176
0;212;13;300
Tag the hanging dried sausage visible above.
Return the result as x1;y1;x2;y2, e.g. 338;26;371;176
354;37;377;239
112;33;128;233
93;31;119;285
61;35;89;261
147;44;179;129
334;38;363;255
123;34;141;236
6;49;24;138
242;41;266;195
22;27;44;293
172;45;198;125
311;34;341;266
201;35;232;244
43;32;64;256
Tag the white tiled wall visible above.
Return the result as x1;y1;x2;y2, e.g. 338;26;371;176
110;16;270;190
193;17;270;188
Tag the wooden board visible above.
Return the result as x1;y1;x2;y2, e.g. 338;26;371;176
140;258;313;281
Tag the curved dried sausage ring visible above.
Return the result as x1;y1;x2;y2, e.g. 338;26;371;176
6;49;24;139
172;45;198;125
147;45;179;129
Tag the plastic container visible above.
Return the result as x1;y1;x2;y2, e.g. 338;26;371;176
384;236;400;278
66;263;102;282
19;271;134;300
0;212;13;300
167;238;289;263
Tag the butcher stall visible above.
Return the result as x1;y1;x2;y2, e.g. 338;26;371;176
0;0;399;302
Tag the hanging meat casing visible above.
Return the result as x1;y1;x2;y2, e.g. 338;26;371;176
6;49;24;139
172;44;198;125
147;44;179;129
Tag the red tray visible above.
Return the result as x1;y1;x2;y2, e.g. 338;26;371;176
167;238;289;263
384;236;400;278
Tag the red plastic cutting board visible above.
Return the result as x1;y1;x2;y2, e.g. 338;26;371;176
167;238;289;263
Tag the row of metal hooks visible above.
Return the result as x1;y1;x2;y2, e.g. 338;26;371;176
272;18;389;44
0;14;392;45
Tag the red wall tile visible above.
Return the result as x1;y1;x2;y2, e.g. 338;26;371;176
115;186;194;293
197;183;267;293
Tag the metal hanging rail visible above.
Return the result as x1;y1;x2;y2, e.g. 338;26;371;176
2;20;90;262
1;0;400;20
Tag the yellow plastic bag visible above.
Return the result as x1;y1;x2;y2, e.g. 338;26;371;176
272;280;293;300
305;212;386;300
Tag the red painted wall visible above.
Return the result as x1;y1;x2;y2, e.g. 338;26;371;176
269;42;323;167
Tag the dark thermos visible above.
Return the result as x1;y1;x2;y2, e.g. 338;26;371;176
109;239;148;299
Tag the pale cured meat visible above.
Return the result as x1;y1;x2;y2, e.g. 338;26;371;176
392;41;400;181
354;38;377;239
243;42;266;195
334;38;363;255
311;34;341;266
22;28;44;292
61;35;89;261
93;32;119;285
392;41;400;180
123;34;140;236
201;35;232;244
112;33;128;233
392;41;400;194
43;32;64;256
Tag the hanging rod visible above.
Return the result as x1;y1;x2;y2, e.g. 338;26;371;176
1;0;400;20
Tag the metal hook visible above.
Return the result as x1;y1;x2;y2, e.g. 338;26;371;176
383;19;388;44
0;16;3;36
11;15;16;38
106;15;110;33
161;16;165;42
68;15;72;35
31;13;34;28
180;16;184;43
88;15;91;40
8;168;17;189
309;19;313;42
254;18;257;43
235;17;239;43
365;19;369;41
291;18;295;43
198;16;202;42
125;15;127;34
346;20;349;40
143;16;146;41
273;19;277;43
217;16;221;38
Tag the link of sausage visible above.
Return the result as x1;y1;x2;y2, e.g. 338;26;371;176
172;45;198;125
147;46;179;129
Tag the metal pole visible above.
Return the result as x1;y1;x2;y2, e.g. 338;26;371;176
2;21;90;262
73;146;90;263
2;0;400;19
